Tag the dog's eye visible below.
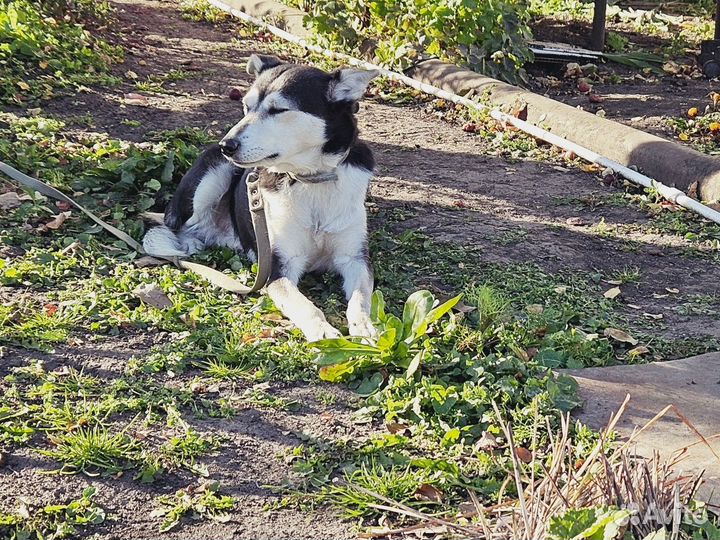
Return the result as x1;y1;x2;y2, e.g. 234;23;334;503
267;107;289;115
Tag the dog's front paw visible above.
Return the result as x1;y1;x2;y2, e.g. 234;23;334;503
348;315;377;339
303;321;342;342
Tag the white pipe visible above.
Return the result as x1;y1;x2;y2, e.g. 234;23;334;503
208;0;720;226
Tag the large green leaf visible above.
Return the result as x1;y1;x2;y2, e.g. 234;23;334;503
401;290;434;340
370;289;386;323
318;359;359;382
313;338;380;366
376;327;398;352
355;371;385;396
406;349;424;378
548;507;632;540
412;293;462;340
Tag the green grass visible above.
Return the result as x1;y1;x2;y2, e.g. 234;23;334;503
41;424;143;476
610;265;642;285
0;0;122;105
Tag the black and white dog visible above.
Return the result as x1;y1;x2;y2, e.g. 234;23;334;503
143;54;379;341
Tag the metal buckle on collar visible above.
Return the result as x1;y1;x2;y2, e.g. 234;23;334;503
246;168;263;212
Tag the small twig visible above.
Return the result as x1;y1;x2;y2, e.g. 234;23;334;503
491;401;531;540
671;404;720;465
334;478;476;536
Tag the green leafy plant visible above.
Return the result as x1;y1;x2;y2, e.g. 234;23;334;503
315;290;460;384
180;0;232;22
548;506;632;539
0;0;122;104
40;424;142;475
151;482;236;532
0;487;105;540
300;0;534;84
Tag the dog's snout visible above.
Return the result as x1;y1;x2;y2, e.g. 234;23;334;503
219;139;240;156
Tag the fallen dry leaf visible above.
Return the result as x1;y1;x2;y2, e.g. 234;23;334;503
663;61;681;75
565;217;586;226
123;92;149;106
564;62;582;78
603;286;621;299
604;327;638;346
515;447;533;463
0;191;31;210
510;102;528;121
45;211;71;230
526;304;544;315
414;484;443;503
577;79;592;93
666;287;679;294
643;312;663;320
135;256;166;268
628;345;650;356
475;431;498;450
458;502;477;515
710;91;720;109
386;422;411;434
132;283;172;309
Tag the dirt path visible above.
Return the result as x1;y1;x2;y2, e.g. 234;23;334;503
3;0;719;537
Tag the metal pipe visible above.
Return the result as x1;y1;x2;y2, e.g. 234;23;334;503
208;0;720;226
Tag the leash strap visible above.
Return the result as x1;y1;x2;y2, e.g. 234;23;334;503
0;160;272;295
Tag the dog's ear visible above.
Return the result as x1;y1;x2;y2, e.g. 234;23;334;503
246;54;282;77
328;69;379;103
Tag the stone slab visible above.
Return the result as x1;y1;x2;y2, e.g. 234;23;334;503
566;352;720;505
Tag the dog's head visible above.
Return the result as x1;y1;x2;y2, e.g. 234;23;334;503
219;54;378;173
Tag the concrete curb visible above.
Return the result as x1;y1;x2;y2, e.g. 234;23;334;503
223;0;720;202
408;60;720;202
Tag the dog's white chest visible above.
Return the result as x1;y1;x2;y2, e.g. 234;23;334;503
263;165;371;252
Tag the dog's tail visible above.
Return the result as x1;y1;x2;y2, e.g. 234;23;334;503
142;218;204;258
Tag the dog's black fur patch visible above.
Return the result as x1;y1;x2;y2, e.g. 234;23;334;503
252;64;372;160
164;144;224;230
